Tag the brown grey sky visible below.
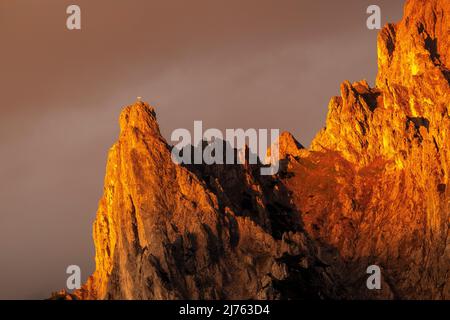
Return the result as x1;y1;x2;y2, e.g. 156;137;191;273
0;0;404;298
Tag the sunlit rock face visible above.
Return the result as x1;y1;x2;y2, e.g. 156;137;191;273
73;102;345;300
308;0;449;299
70;0;448;300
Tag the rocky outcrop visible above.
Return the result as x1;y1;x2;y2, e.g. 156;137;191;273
71;102;347;300
74;0;449;300
307;0;449;299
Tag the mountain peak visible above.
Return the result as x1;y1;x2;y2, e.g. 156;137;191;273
377;0;449;90
119;101;160;137
72;0;449;300
267;131;305;162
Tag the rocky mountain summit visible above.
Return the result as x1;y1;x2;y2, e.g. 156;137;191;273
61;0;448;300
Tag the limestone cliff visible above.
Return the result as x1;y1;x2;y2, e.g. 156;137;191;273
72;102;346;300
308;0;449;299
67;0;448;300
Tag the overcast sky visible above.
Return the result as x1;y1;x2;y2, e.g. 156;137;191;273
0;0;404;299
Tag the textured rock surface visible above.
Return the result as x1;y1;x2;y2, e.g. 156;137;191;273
71;0;449;300
308;0;449;299
73;102;346;300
